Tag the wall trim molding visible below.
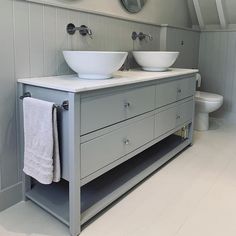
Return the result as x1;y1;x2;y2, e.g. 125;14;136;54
0;182;22;212
25;0;198;32
195;24;236;32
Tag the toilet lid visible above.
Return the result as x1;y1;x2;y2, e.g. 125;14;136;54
195;91;223;102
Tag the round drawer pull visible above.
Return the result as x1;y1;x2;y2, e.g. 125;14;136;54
176;115;181;120
124;102;131;108
123;138;130;145
178;89;182;93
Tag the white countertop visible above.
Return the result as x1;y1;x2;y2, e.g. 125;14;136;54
18;68;198;93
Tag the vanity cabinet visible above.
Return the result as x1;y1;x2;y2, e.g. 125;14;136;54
18;70;197;236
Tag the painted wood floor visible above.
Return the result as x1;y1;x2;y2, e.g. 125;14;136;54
0;119;235;236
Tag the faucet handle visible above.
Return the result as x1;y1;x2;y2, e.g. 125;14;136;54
132;32;139;40
67;23;77;35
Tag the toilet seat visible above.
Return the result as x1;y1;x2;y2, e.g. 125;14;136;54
195;91;223;103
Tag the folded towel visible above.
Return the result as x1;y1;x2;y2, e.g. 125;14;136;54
23;97;61;184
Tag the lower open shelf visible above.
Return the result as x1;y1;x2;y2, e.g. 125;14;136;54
26;134;190;227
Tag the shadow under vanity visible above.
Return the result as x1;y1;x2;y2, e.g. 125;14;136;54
18;69;197;236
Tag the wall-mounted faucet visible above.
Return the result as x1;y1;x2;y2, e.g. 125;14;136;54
132;31;153;41
66;23;93;38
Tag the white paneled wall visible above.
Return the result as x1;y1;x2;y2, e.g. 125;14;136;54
13;1;161;78
26;0;192;28
0;0;161;210
199;32;236;121
166;28;200;69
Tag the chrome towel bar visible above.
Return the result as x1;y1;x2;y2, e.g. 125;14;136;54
19;92;69;111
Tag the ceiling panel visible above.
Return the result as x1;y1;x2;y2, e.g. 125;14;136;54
199;0;220;25
224;0;236;24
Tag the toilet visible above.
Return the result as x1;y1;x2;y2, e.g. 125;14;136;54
194;74;223;131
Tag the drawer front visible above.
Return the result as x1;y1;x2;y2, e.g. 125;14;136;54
81;86;155;135
177;77;195;101
176;100;194;126
156;80;178;108
155;106;177;138
81;116;155;178
155;99;194;138
156;77;195;108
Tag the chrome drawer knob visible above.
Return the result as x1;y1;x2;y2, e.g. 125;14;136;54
124;102;131;108
123;138;130;145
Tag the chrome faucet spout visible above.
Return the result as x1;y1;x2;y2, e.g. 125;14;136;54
143;33;153;41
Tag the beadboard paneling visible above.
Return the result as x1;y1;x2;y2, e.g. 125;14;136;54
44;5;57;76
166;28;200;69
199;32;236;121
0;0;197;211
14;0;31;78
0;0;161;199
0;0;19;190
29;3;44;77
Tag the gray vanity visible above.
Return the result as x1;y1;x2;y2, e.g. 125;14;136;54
18;69;198;236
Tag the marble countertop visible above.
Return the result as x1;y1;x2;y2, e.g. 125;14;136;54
18;68;198;93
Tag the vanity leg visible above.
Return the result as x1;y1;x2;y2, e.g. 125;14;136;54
68;93;81;236
189;96;196;146
22;174;31;201
189;122;194;146
17;83;31;200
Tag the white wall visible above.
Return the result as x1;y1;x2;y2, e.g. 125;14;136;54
166;28;200;69
0;0;162;211
199;31;236;121
28;0;192;27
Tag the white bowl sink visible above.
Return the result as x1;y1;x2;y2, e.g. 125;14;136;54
132;51;179;72
63;51;128;79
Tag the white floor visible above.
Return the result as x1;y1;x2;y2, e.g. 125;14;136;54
1;119;236;236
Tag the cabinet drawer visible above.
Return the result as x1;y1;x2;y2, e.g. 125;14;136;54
177;77;195;101
81;116;155;178
155;99;194;138
176;100;194;126
81;86;155;135
155;106;177;138
156;77;195;108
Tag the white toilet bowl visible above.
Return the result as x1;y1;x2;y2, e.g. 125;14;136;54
195;91;223;131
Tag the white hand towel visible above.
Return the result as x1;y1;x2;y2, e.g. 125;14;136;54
23;97;61;184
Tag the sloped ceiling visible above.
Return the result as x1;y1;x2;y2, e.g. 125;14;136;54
187;0;236;28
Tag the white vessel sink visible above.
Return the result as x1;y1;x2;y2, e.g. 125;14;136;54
63;51;128;79
132;51;179;72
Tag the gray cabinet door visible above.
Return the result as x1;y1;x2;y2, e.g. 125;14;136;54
81;86;155;135
155;106;177;138
177;77;195;101
176;100;194;127
156;80;178;108
155;99;194;138
81;116;155;178
156;77;195;108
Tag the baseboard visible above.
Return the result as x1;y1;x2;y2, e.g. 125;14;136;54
0;182;22;212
